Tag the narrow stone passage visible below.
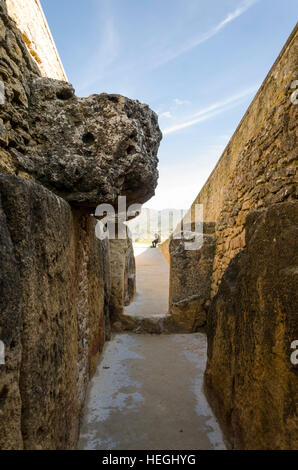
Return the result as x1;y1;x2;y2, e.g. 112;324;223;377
78;333;226;450
124;245;169;318
78;246;226;450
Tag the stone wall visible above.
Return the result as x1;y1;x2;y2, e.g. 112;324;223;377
205;201;298;449
109;234;136;326
160;24;297;449
6;0;67;80
0;176;110;449
0;0;40;175
166;222;215;332
0;0;161;449
124;238;136;306
159;238;170;263
161;24;297;297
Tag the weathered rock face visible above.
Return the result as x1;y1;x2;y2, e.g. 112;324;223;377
205;201;298;450
158;26;297;449
0;181;23;449
0;176;110;449
0;2;161;209
124;238;136;306
11;77;161;208
166;223;216;332
0;1;161;450
109;228;136;326
0;0;40;176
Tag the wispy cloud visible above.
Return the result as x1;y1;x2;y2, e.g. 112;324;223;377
162;85;258;135
159;99;190;121
153;0;260;68
159;111;173;119
174;98;190;106
77;0;261;95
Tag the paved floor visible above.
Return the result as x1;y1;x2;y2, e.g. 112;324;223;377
78;333;226;450
78;245;226;450
124;245;169;318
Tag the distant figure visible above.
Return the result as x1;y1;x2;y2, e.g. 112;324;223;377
151;232;160;248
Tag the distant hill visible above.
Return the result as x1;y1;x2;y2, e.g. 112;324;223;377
127;207;187;242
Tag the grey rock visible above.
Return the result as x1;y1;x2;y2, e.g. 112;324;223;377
18;78;162;209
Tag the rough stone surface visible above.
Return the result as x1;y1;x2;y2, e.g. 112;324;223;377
0;2;40;176
0;184;23;449
124;237;136;306
205;201;298;450
167;223;216;332
0;2;160;450
0;176;110;449
159;25;297;450
109;231;136;326
0;4;161;211
14;77;161;208
120;314;166;335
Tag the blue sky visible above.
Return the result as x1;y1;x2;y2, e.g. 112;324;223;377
41;0;297;209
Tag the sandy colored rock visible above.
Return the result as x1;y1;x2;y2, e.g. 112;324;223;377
205;201;298;450
109;231;136;324
0;2;162;449
167;297;207;333
0;0;161;450
0;176;110;449
124;238;136;306
159;26;297;449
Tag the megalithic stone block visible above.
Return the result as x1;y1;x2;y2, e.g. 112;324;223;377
11;78;162;209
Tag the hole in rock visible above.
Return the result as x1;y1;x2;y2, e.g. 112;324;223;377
126;145;135;155
107;95;119;104
82;132;95;145
0;386;8;406
56;88;73;100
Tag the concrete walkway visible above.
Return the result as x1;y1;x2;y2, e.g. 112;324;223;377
78;333;226;450
78;245;226;450
124;245;169;318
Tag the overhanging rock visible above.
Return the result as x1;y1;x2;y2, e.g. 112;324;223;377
13;78;162;209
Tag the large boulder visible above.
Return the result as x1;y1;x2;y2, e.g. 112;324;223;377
11;78;162;208
205;201;298;449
